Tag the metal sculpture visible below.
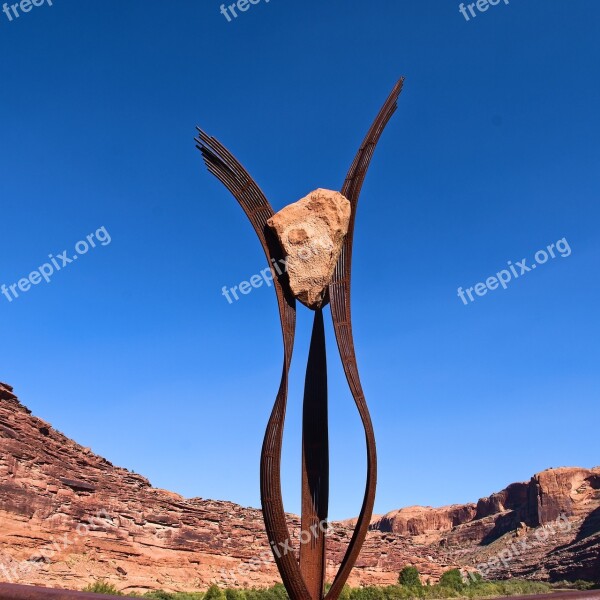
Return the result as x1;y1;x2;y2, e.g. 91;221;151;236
3;82;600;600
195;78;404;600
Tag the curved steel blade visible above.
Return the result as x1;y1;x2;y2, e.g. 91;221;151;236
326;78;404;600
196;131;311;600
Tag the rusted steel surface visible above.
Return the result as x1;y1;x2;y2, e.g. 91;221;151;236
195;129;308;600
196;79;404;600
300;308;329;600
325;79;404;600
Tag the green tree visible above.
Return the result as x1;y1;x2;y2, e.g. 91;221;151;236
438;569;464;591
399;567;422;587
204;586;227;600
264;584;289;600
225;590;247;600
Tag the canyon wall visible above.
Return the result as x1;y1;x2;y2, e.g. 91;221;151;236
1;382;598;592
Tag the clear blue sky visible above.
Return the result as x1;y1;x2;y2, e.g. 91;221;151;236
1;1;598;520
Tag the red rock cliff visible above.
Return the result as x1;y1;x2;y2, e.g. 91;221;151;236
1;382;599;591
0;383;450;593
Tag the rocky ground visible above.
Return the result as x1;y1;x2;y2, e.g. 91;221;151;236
1;382;598;593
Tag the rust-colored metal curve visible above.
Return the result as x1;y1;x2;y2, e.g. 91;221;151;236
195;78;403;600
195;130;311;600
325;78;404;600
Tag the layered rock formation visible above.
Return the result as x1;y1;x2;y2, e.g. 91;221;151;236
371;505;477;542
267;189;350;309
0;383;450;593
370;467;600;583
1;382;598;593
370;468;600;544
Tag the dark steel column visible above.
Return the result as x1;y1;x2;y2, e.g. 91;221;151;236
300;309;329;600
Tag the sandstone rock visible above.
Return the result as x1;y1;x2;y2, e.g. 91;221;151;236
370;504;477;541
475;482;530;520
515;522;528;537
0;383;449;593
370;465;600;584
531;466;597;525
1;382;599;591
267;189;350;309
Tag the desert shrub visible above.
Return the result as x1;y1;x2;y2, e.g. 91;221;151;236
427;585;461;599
438;570;464;592
204;586;226;600
497;580;551;596
464;582;504;598
91;577;562;600
463;580;551;598
321;584;351;600
572;581;597;590
83;580;122;595
225;589;247;600
557;579;596;591
339;585;352;600
265;584;289;600
399;567;422;588
143;591;175;600
383;584;419;600
243;585;289;600
350;586;387;600
244;588;260;600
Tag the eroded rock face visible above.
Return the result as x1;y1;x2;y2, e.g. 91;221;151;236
267;189;351;309
371;504;477;538
370;466;600;583
1;381;599;591
0;382;450;593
